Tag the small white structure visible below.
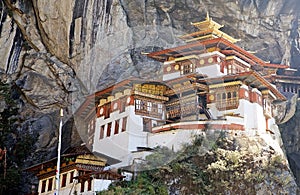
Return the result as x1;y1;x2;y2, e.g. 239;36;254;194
25;146;124;195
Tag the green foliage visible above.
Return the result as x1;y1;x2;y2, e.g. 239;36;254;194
143;146;176;170
99;133;294;194
0;81;36;194
98;172;168;195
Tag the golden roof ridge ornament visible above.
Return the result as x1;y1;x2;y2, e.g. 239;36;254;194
182;12;239;43
191;12;224;30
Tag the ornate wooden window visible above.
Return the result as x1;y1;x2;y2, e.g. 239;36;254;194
147;102;152;112
99;125;105;139
107;122;112;137
180;62;194;75
47;178;53;191
104;103;111;119
41;180;46;193
122;117;127;132
61;173;67;187
88;179;92;191
166;103;181;119
135;99;141;110
135;98;164;118
216;90;239;111
69;171;74;183
227;92;231;98
120;98;126;112
88;119;96;142
114;120;119;135
80;181;85;192
233;91;237;98
158;103;163;114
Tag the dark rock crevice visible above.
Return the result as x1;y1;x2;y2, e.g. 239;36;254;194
6;27;23;74
279;100;300;187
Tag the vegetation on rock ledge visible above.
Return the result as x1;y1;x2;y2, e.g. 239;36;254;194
0;81;37;194
99;134;297;195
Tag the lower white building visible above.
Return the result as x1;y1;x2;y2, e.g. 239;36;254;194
25;146;124;195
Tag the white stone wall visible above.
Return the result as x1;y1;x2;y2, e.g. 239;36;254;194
126;107;148;151
39;169;77;195
238;99;266;132
196;64;224;77
207;99;267;132
148;129;200;151
93;105;146;164
38;169;115;195
163;71;181;81
94;179;113;192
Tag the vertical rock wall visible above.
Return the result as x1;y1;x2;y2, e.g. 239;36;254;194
279;100;300;186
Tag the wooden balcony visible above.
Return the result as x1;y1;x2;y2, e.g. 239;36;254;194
216;98;239;111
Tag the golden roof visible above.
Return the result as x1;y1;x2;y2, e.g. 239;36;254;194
180;12;239;44
191;12;223;30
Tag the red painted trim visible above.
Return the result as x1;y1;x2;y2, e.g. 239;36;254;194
270;75;300;80
250;91;262;105
152;123;244;133
199;71;285;101
128;96;135;105
239;88;247;99
263;63;289;69
147;37;268;67
221;50;257;65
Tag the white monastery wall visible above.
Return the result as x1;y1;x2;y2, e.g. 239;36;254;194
126;107;148;151
93;106;147;163
163;71;181;81
207;99;267;132
196;64;224;77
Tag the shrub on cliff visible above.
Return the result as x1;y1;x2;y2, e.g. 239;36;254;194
99;133;296;194
0;81;36;194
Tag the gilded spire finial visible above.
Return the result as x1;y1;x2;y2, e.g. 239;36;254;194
206;12;210;21
183;13;239;43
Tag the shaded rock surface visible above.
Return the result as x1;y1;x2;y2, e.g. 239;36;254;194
279;100;300;187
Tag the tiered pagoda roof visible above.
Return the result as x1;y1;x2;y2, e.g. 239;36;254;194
147;14;288;72
180;13;239;43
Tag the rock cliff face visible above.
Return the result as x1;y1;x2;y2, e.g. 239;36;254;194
279;99;300;187
1;0;300;192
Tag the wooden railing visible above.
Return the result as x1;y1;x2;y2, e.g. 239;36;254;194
216;98;239;111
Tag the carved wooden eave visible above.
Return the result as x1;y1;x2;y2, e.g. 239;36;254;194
270;75;300;84
133;90;169;101
75;79;173;119
208;81;243;90
75;170;124;182
147;37;268;67
198;71;286;101
182;28;239;44
263;63;289;69
75;154;106;166
75;79;138;119
24;145;121;180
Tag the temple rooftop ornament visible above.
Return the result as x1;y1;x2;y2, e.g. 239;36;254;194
180;12;240;43
191;12;224;30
